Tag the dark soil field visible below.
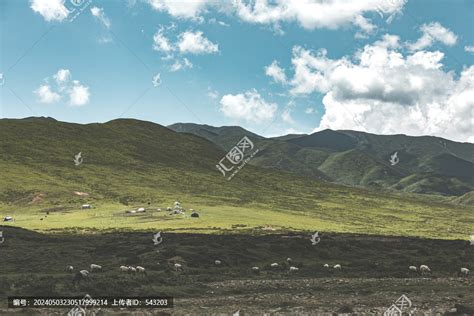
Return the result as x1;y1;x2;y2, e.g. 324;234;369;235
0;226;473;315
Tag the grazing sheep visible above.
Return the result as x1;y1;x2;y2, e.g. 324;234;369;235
72;270;90;286
90;264;102;272
289;266;299;272
136;266;147;275
81;204;92;209
128;266;137;273
174;263;183;272
286;258;292;264
137;207;145;212
323;264;329;268
409;266;417;272
270;263;279;268
420;265;431;276
333;264;341;270
251;266;260;272
215;260;222;266
4;216;13;222
67;265;74;272
460;268;470;276
119;265;129;272
156;208;162;211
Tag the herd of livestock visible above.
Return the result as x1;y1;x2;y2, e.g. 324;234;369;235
68;229;470;286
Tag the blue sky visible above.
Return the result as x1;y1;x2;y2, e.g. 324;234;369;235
0;0;473;141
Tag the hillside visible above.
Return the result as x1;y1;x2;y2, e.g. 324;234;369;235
0;117;472;239
168;123;474;196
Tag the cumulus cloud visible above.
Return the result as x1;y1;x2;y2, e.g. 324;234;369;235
233;0;405;31
34;85;60;103
408;22;457;51
465;45;474;53
147;0;211;19
219;89;277;123
30;0;68;22
281;107;295;124
153;27;174;53
265;60;287;84
34;69;90;106
91;6;111;29
177;31;219;54
274;34;472;142
145;0;405;34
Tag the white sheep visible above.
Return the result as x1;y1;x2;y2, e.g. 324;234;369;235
174;263;183;271
90;264;102;272
333;264;341;270
136;266;147;274
128;266;137;273
289;266;299;272
420;265;431;275
270;263;279;268
460;267;470;276
409;266;417;272
72;270;90;285
286;258;292;263
323;264;329;268
251;266;260;272
214;260;222;265
67;265;74;272
137;207;145;212
119;265;129;272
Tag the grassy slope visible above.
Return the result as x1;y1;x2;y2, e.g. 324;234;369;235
169;123;474;196
0;118;472;239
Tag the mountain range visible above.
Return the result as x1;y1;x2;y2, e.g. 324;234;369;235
168;123;474;197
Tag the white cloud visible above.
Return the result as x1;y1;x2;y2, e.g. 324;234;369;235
69;81;90;106
144;1;407;34
30;0;68;22
233;0;405;31
34;69;90;106
408;22;457;51
465;45;474;53
265;60;287;84
219;90;277;123
53;68;71;85
34;85;60;103
276;34;473;142
147;0;211;19
177;31;219;54
153;27;174;53
170;58;193;72
91;6;111;29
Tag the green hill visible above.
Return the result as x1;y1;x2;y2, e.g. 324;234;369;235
169;123;474;196
0;117;472;239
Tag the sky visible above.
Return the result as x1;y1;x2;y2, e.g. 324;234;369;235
0;0;473;142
